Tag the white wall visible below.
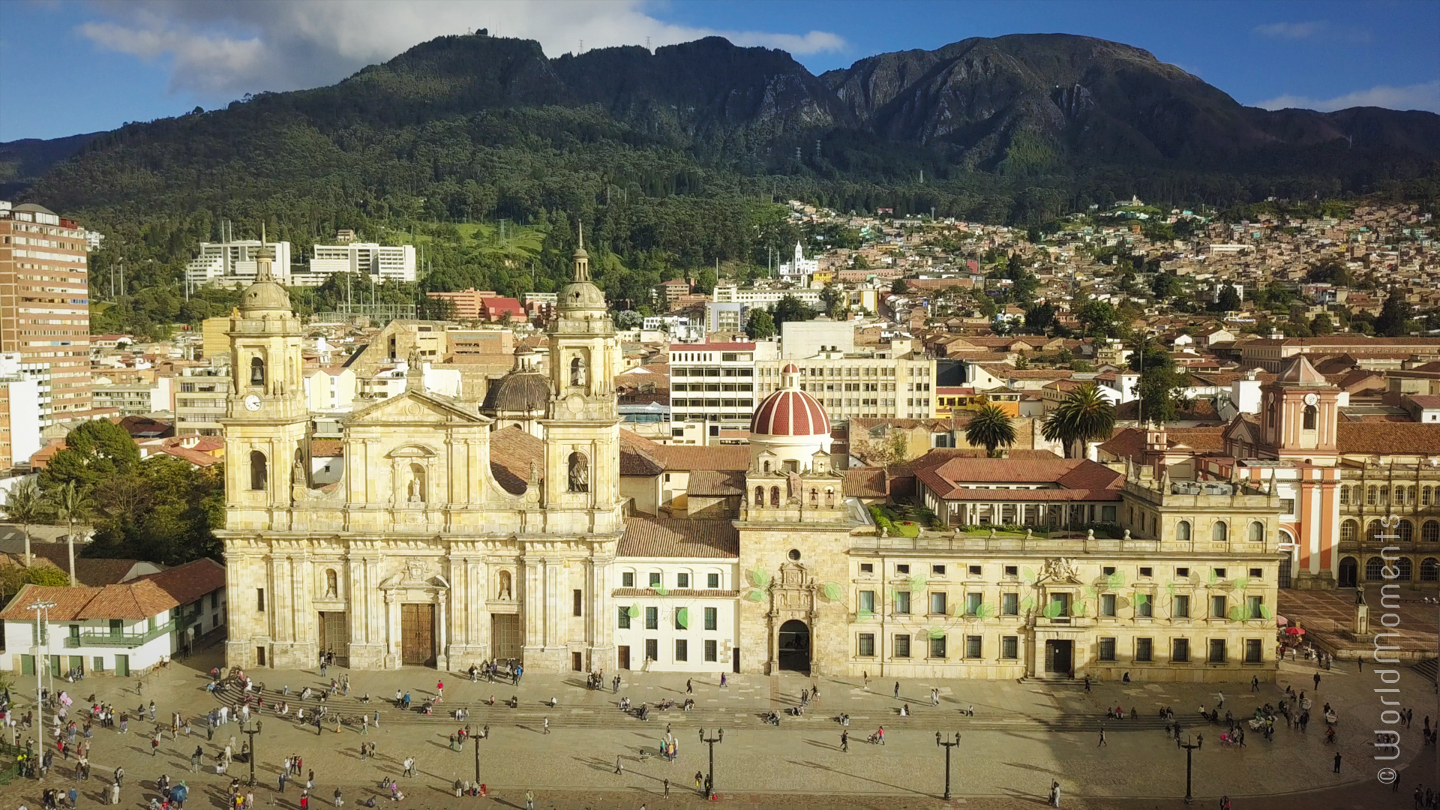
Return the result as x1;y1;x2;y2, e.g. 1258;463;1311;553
612;559;739;673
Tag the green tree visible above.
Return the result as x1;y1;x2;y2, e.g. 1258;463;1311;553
745;308;777;340
1041;384;1117;458
1151;271;1182;300
819;284;846;320
771;294;815;327
1215;285;1242;313
965;403;1017;458
1310;312;1335;335
2;479;46;567
1076;300;1122;338
890;279;909;296
1375;290;1412;337
1024;302;1058;334
51;481;92;587
1135;365;1192;426
42;420;141;494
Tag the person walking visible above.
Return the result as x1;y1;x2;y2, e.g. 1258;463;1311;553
403;756;415;777
543;718;549;735
893;682;900;700
1098;725;1107;747
615;755;624;775
278;772;287;794
1251;676;1259;692
720;674;727;689
686;679;693;695
841;730;849;753
663;779;670;798
1314;672;1322;690
1333;751;1342;774
1049;780;1061;807
524;790;535;810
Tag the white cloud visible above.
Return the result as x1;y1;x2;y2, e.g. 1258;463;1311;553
1255;80;1440;113
1253;21;1327;40
1252;20;1371;44
75;0;846;100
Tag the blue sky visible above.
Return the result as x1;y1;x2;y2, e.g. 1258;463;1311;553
2;0;1437;142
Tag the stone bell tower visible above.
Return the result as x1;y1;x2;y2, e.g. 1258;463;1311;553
222;232;309;531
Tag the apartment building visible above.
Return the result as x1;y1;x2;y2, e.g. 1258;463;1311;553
669;342;778;439
185;240;293;288
0;201;91;424
297;241;416;285
0;353;42;471
174;361;231;436
92;378;170;416
756;339;936;422
712;284;823;308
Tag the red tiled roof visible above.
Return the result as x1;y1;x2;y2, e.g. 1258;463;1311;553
649;445;751;472
310;439;344;457
0;558;225;621
1337;423;1440;455
914;456;1123;502
686;470;745;497
617;517;739;558
489;426;545;494
134;558;226;608
843;468;888;498
752;389;830;437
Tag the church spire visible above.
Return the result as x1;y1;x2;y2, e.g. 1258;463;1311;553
256;222;276;283
572;222;590;282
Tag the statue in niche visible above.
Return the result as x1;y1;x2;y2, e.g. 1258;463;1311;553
406;463;425;503
292;456;306;487
568;452;589;493
498;570;513;600
570;356;587;388
325;569;338;598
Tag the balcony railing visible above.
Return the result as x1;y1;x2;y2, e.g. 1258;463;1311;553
62;613;198;649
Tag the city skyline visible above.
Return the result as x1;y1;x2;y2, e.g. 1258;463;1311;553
2;0;1438;142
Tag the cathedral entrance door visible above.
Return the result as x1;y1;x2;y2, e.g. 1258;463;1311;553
777;619;811;674
400;604;436;666
491;614;521;663
318;612;348;666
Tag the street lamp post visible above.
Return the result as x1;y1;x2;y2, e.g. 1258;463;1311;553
473;724;489;786
936;731;961;800
1178;732;1203;804
242;720;263;786
25;601;56;744
698;728;723;798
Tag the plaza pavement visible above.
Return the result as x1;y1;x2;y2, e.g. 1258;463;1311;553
1;643;1434;809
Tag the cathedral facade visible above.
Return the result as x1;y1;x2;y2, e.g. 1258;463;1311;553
220;238;625;672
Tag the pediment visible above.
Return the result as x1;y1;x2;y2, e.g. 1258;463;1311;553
343;390;489;427
1222;415;1256;445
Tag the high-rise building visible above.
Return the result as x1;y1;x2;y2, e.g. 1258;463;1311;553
186;239;293;289
0;352;43;470
297;241;416;286
0;201;92;424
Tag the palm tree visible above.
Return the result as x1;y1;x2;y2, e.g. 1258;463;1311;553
965;403;1017;458
1042;384;1118;459
51;481;91;587
2;479;45;567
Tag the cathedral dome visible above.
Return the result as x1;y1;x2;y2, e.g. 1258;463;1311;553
752;364;830;438
240;279;291;313
481;370;550;414
558;280;606;311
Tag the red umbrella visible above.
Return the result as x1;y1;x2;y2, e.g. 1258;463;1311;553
1284;626;1305;636
1276;615;1289;627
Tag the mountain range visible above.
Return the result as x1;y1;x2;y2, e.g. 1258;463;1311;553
3;32;1438;216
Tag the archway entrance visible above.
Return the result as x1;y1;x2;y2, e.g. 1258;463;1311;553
777;619;811;673
1338;556;1357;589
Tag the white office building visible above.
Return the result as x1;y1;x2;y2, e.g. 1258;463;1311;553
299;242;417;286
186;240;293;288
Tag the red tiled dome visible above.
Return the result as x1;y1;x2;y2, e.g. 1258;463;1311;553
752;388;830;437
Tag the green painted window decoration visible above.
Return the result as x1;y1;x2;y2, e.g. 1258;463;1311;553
744;590;765;602
822;582;843;602
1232;576;1250;591
1019;595;1036;613
676;608;688;629
748;568;771;588
909;575;928;594
1106;571;1125;591
972;602;995;620
927;626;946;639
1021;566;1037;584
626;605;640;618
1042;599;1064;619
653;584;669;596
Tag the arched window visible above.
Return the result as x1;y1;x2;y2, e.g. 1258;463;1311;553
1339;486;1350;506
1399;520;1414;542
250;356;266;386
249;450;268;491
1211;522;1228;542
1248;521;1264;542
809;487;818;504
1366;520;1385;542
1423;486;1433;506
1364;557;1385;581
754;486;765;506
1423;520;1440;543
1396;557;1413;581
325;569;338;598
762;460;771;473
1340;519;1358;543
1176;521;1191;542
1367;486;1378;505
1302;404;1317;430
1380;487;1390;506
1420;558;1439;582
498;571;513;600
770;486;780;507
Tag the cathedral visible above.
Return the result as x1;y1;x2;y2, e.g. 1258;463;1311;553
220;235;624;672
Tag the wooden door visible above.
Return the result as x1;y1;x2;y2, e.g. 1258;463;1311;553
618;646;630;670
490;614;520;662
115;654;129;677
400;604;436;666
318;612;349;666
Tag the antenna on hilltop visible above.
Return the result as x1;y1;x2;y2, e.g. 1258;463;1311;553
646;36;651;51
579;39;584;54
